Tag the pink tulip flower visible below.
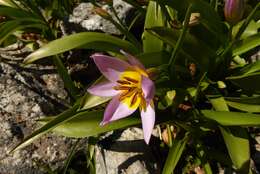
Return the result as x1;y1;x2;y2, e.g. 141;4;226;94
87;51;155;144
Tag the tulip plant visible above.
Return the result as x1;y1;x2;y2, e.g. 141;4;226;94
1;0;260;173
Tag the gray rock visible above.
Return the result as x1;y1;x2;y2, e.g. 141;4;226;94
0;45;73;173
68;0;132;34
96;128;160;174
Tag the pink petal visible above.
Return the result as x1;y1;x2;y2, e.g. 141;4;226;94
101;95;136;125
141;104;155;144
87;81;119;97
91;53;130;82
120;50;145;70
141;76;155;102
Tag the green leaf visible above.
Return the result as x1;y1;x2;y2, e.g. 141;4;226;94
225;96;260;105
191;0;226;43
0;0;18;8
226;72;260;92
38;110;141;138
202;110;260;126
232;20;260;40
0;20;46;44
219;127;250;173
147;27;216;70
137;51;170;67
233;33;260;56
237;60;260;75
142;1;164;53
209;97;250;172
24;32;140;64
0;6;38;18
162;133;189;174
80;94;110;111
156;0;188;18
226;101;260;113
209;97;229;111
160;0;225;42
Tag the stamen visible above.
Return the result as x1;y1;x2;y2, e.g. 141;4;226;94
118;91;129;101
116;80;131;85
124;77;139;83
130;92;139;106
113;86;131;90
119;88;138;101
140;94;147;111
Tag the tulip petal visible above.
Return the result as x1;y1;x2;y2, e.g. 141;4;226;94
120;50;145;70
87;81;118;97
141;103;155;144
141;76;155;102
91;53;130;81
101;95;136;125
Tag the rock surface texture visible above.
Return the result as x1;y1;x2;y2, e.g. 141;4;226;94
96;128;160;174
0;43;72;173
67;0;132;34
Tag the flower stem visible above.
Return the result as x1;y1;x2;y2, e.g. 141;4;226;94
168;4;193;71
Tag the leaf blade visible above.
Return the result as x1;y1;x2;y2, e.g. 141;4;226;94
38;110;141;138
201;110;260;126
162;134;189;174
209;97;250;172
142;1;164;53
24;32;140;64
233;33;260;56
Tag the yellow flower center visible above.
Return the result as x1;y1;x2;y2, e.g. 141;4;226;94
113;67;148;111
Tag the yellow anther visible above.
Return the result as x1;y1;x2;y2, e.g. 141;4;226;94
140;94;147;111
119;88;138;101
131;92;139;107
116;80;131;85
113;86;131;90
124;77;139;84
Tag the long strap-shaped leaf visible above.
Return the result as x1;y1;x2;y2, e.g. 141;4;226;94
147;27;216;71
142;1;164;53
233;33;260;56
0;6;37;18
37;111;141;138
157;0;225;43
202;110;260;125
208;97;250;173
11;92;104;152
0;19;47;44
24;32;140;64
11;94;141;152
226;72;260;93
0;0;18;8
162;133;189;174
